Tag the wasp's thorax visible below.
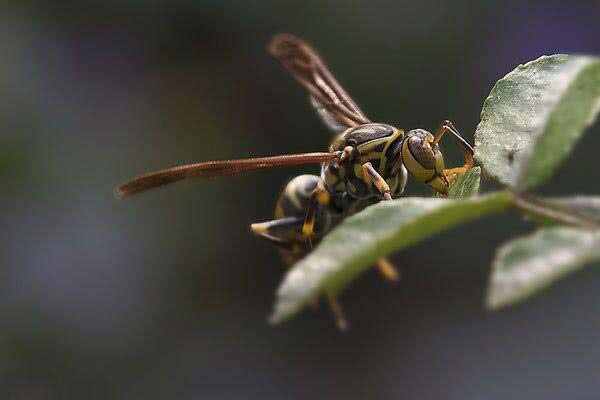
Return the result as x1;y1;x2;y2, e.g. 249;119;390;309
323;123;408;201
401;129;449;194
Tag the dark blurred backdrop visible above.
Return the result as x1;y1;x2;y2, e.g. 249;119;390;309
2;1;600;399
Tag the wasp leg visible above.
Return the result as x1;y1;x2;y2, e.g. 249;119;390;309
250;217;303;246
327;293;349;331
361;162;392;200
433;120;475;184
376;257;400;283
357;167;400;282
301;181;330;247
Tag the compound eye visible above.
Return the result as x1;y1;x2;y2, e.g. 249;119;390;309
402;131;445;182
408;135;437;170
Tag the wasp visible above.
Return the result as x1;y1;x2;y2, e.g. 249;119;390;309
117;34;474;330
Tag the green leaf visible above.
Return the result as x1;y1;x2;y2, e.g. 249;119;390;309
513;195;600;227
486;227;600;310
474;54;600;190
270;191;512;324
448;167;481;198
544;196;600;223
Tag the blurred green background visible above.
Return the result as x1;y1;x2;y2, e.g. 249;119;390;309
2;1;600;398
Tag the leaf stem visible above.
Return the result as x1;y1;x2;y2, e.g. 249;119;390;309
511;193;600;229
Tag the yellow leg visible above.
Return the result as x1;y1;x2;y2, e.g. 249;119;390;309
433;120;475;182
301;181;330;247
432;119;453;145
443;166;469;185
327;294;349;331
360;169;400;282
361;162;392;200
376;257;400;282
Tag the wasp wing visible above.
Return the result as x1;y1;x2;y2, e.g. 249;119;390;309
309;95;348;133
269;33;371;132
116;152;339;197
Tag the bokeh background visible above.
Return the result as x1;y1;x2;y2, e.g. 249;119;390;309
2;1;600;398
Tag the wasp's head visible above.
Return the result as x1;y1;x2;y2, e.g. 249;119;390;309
401;129;448;194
